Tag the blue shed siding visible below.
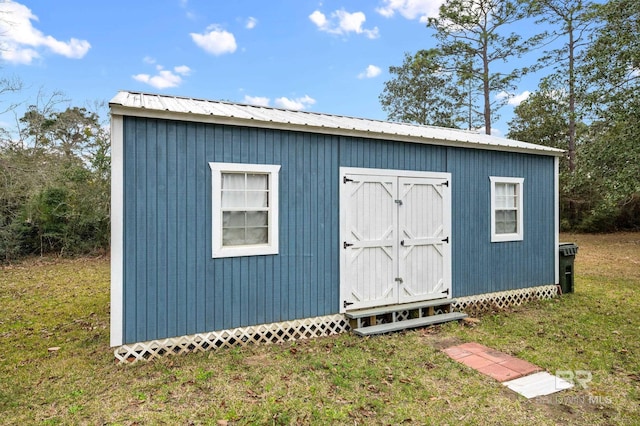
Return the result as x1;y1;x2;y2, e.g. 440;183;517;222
122;116;556;344
122;117;341;344
340;136;447;172
448;148;556;297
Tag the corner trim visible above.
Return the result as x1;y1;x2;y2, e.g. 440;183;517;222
110;114;124;347
554;157;560;285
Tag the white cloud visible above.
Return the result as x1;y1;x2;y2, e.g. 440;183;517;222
0;0;90;64
309;9;379;39
309;11;329;30
509;91;531;106
358;64;382;79
376;0;443;23
496;90;531;106
190;26;237;55
132;64;191;89
174;65;191;75
243;95;270;106
274;95;316;110
246;17;258;29
1;47;39;64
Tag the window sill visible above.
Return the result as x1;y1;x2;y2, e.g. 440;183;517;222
491;233;523;243
212;244;279;258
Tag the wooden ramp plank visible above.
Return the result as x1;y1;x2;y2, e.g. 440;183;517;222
353;312;467;336
346;299;455;319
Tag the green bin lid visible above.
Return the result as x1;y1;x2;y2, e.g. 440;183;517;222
559;243;578;256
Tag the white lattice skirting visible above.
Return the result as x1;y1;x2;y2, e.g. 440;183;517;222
114;314;350;363
451;284;559;314
114;285;558;363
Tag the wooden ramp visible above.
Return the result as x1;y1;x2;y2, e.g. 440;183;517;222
346;299;467;337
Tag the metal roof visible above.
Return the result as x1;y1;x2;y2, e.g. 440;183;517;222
110;91;564;157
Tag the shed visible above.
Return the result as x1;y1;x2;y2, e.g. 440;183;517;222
109;91;564;361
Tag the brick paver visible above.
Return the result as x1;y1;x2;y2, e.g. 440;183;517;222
443;343;541;382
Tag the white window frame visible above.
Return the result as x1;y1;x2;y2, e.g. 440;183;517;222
490;176;524;242
209;162;280;258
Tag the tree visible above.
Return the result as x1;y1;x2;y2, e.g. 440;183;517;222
19;105;102;160
508;77;572;149
0;97;111;261
582;0;639;117
0;75;22;115
427;0;543;134
528;0;597;172
379;49;464;127
507;76;591;228
574;0;640;230
16;90;67;150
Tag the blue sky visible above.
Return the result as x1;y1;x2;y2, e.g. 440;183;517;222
0;0;544;137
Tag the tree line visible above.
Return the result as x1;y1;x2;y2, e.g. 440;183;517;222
380;0;639;232
0;92;110;262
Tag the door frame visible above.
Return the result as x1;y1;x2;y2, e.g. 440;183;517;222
339;167;452;313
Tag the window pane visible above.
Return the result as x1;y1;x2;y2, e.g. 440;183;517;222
222;227;245;246
503;210;517;222
246;227;268;244
496;209;517;234
246;211;268;226
222;173;245;190
246;174;268;190
246;191;268;208
495;183;517;208
223;211;245;227
221;190;245;208
505;184;517;207
504;220;517;233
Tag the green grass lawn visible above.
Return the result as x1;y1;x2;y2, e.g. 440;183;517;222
0;233;638;425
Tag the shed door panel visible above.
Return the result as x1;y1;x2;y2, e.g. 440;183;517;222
341;170;451;312
343;174;398;310
398;177;451;303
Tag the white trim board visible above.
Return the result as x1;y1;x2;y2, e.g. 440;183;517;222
554;157;560;285
110;114;124;347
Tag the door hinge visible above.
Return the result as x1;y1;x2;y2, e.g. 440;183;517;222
395;277;403;283
443;181;449;187
343;176;354;184
343;300;354;308
343;241;354;249
441;288;450;295
394;199;403;206
442;237;449;243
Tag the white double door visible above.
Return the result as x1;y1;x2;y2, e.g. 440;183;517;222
340;168;452;312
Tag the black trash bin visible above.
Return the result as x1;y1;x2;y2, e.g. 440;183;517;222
559;243;579;294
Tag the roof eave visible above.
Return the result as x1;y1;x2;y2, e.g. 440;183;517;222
109;102;566;158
